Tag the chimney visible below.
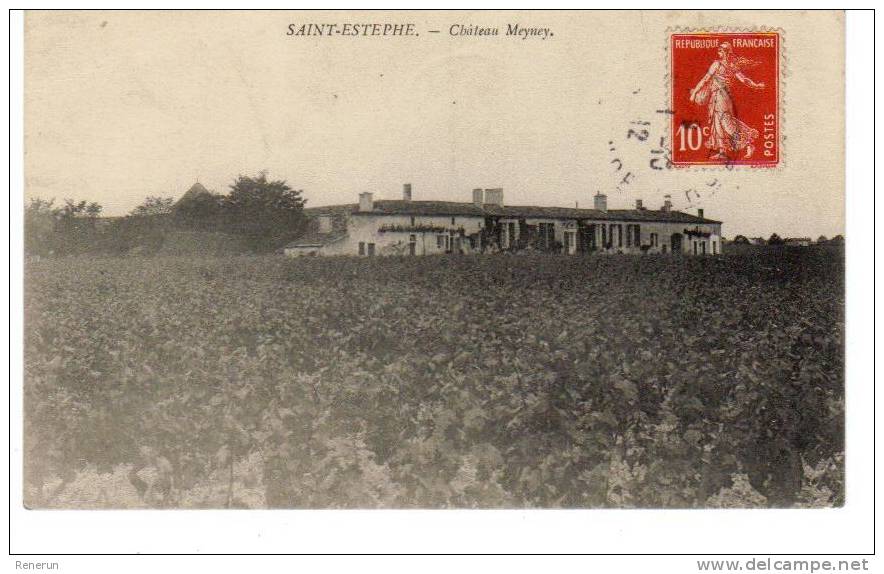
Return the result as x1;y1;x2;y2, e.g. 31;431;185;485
662;198;673;212
635;199;644;210
484;188;504;207
359;192;374;212
403;183;412;201
697;208;704;220
472;188;484;207
594;192;607;212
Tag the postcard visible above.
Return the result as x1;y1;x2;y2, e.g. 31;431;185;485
22;10;845;512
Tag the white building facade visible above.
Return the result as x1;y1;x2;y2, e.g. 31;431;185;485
284;185;723;257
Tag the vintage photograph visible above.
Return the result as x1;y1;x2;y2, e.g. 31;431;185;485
22;10;845;510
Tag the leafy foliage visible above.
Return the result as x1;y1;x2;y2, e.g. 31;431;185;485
172;189;224;231
132;196;175;217
221;174;307;252
25;198;104;256
24;198;59;256
23;248;844;508
26;173;308;256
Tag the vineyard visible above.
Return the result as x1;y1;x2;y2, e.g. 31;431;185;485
23;248;844;508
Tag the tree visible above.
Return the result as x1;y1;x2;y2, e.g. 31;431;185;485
767;233;784;245
58;199;102;221
732;235;750;245
830;235;844;245
42;199;105;254
109;196;178;255
24;198;60;256
85;202;102;218
221;173;307;251
132;196;175;217
173;188;223;231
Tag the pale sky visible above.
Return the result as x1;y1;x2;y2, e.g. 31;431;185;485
25;10;844;238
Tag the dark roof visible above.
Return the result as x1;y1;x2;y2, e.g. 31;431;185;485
305;199;721;224
606;209;721;224
285;230;348;248
307;200;486;217
482;204;606;219
176;182;214;205
303;204;359;217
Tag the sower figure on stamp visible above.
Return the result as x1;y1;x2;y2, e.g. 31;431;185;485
689;42;765;160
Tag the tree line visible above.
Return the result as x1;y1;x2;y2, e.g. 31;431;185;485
25;173;307;256
730;234;845;246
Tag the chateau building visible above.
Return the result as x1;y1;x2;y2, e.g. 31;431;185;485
284;184;722;257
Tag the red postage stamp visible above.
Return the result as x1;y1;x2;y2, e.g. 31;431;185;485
670;32;780;167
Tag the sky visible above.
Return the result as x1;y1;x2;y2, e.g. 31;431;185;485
24;10;844;239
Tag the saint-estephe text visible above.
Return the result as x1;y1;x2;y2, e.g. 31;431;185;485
287;23;418;37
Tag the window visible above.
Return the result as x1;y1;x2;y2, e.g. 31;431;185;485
367;243;375;256
650;233;658;247
693;241;698;255
451;217;456;225
713;241;718;254
358;241;365;256
626;224;639;247
610;224;622;248
538;222;555;250
601;225;608;247
701;241;707;255
409;234;416;242
508;222;516;247
437;235;445;249
586;224;597;250
410;216;415;226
